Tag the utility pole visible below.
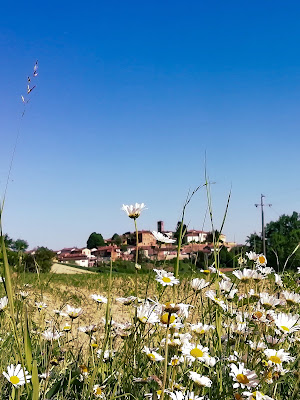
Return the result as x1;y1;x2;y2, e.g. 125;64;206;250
255;194;271;256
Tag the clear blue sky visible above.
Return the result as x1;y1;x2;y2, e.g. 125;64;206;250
1;1;300;249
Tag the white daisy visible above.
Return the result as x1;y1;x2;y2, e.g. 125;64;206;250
65;305;83;319
91;294;108;304
273;312;300;334
154;269;180;286
142;346;164;362
255;254;267;266
152;231;176;244
274;274;283;287
233;269;254;282
116;296;137;305
190;278;210;292
188;371;212;387
35;301;47;311
0;296;8;311
93;384;105;398
42;329;62;341
230;363;259;389
137;301;159;324
264;348;294;366
282;290;300;305
205;290;228;311
246;251;258;261
181;342;209;362
167;391;204;400
3;364;31;387
242;391;274;400
190;323;215;335
121;203;146;219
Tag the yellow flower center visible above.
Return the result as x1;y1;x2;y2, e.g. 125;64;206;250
91;343;98;348
148;353;156;360
269;355;282;364
199;329;205;334
10;376;20;385
281;325;290;332
258;256;265;264
63;326;71;331
171;359;179;365
160;313;176;324
95;387;102;395
253;311;263;319
162;276;171;283
157;390;162;396
190;348;204;358
236;373;250;384
234;394;243;400
203;270;210;274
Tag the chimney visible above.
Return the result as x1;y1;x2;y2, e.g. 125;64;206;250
157;221;164;233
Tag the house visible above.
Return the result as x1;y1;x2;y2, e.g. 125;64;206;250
185;230;208;243
92;245;122;262
122;230;157;247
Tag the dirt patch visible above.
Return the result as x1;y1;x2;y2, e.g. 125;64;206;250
51;263;96;274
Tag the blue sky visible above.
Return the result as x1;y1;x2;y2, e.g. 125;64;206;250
1;1;300;249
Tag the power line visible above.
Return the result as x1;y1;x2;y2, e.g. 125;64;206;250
255;194;272;256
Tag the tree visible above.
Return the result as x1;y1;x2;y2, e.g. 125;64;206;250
111;233;122;246
206;230;222;243
2;234;13;249
23;247;55;273
87;232;105;249
247;212;300;271
11;239;29;252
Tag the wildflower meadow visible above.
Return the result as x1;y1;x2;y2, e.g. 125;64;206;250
0;197;300;400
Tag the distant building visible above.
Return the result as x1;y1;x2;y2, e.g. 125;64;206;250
185;230;208;243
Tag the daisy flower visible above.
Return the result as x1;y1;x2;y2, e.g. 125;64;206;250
35;301;47;311
181;342;209;362
42;329;63;341
282;290;300;305
93;384;105;398
259;293;281;309
19;291;29;298
154;269;180;286
137;301;159;324
190;323;215;335
242;392;274;400
255;254;267;266
167;391;204;400
205;290;228;311
273;312;300;334
274;274;283;287
233;269;254;282
3;364;31;387
264;348;294;366
0;296;8;311
169;355;184;366
190;278;209;292
152;231;176;243
188;371;212;387
116;296;137;305
91;294;108;304
65;305;83;319
257;267;274;275
248;340;267;351
246;251;258;261
230;363;259;389
121;203;146;219
142;346;164;362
